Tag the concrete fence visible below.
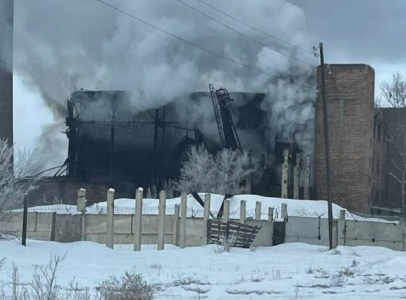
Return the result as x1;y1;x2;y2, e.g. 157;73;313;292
2;188;406;252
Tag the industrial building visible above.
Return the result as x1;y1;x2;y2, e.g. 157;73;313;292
1;0;405;215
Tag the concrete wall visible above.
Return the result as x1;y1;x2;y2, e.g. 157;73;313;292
285;216;406;251
343;219;404;251
53;214;82;242
3;210;406;252
286;216;330;246
0;213;54;240
246;219;274;247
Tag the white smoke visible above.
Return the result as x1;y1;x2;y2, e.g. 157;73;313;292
13;0;316;170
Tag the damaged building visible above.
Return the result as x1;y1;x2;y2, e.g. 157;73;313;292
31;86;306;205
1;0;406;215
24;64;406;217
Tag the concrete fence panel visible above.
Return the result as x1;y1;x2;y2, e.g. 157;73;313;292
0;212;54;241
185;218;205;247
344;220;404;251
285;216;330;246
53;214;81;242
246;219;274;247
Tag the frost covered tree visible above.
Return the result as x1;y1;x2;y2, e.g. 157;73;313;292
380;72;406;108
175;146;254;195
0;139;37;220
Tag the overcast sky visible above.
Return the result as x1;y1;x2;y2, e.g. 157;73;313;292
13;0;406;152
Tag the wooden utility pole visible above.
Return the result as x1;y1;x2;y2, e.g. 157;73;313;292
21;194;28;246
317;42;334;250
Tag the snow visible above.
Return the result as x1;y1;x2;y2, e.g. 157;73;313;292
16;194;396;222
1;240;406;299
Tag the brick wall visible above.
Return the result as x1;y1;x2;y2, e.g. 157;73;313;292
28;178;109;206
315;64;375;213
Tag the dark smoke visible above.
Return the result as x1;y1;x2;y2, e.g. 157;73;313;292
13;0;317;172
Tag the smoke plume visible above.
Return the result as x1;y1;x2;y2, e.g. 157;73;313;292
13;0;316;171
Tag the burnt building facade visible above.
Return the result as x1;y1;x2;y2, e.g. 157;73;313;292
59;89;303;202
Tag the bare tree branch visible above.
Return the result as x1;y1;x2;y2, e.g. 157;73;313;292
388;172;402;183
0;139;39;239
380;72;406;108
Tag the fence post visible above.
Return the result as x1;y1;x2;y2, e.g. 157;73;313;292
77;188;87;241
281;149;289;198
281;203;288;220
268;207;274;222
133;187;143;251
222;199;230;223
255;201;261;221
179;191;187;249
203;194;211;244
106;188;115;249
158;190;166;250
22;194;28;246
172;204;180;246
339;209;346;220
240;200;246;224
332;219;338;248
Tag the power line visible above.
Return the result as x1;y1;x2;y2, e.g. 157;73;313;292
197;0;315;55
96;0;281;79
95;0;315;90
176;0;315;67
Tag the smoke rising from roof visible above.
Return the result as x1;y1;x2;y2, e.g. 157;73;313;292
13;0;316;171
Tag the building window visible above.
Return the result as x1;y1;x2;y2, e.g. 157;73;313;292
376;161;380;175
372;158;375;173
375;190;380;205
378;125;382;140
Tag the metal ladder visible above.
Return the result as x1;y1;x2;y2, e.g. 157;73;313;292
209;84;226;148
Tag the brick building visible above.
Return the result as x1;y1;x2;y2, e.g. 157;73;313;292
315;64;406;215
373;108;406;213
315;64;375;213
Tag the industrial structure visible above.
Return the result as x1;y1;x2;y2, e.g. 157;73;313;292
57;87;302;201
2;0;406;216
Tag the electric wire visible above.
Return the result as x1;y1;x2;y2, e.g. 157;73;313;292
95;0;317;90
176;0;316;67
196;0;316;55
96;0;279;79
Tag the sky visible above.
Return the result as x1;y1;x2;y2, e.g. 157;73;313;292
12;0;406;157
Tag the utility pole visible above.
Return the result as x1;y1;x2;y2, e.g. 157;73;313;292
315;42;334;250
21;194;28;246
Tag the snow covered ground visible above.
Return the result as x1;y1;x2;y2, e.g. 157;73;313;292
15;194;394;222
1;240;406;299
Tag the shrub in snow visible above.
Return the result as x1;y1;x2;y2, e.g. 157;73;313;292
213;233;238;254
97;271;154;300
175;146;254;195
